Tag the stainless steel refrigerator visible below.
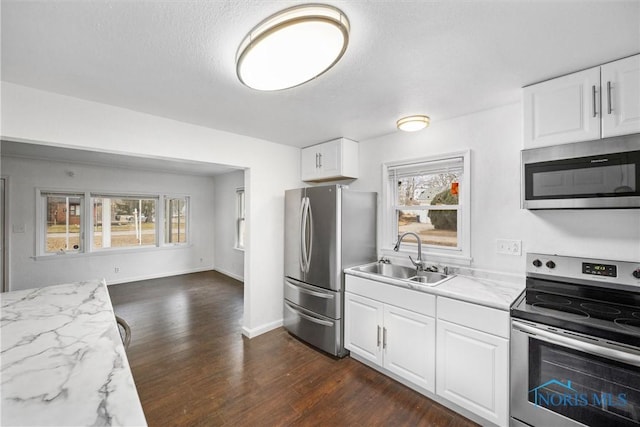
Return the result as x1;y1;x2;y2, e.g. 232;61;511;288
284;185;377;357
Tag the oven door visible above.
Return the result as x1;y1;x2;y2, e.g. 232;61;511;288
511;320;640;427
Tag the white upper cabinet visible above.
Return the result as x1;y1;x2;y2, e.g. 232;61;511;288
601;55;640;138
301;138;359;182
523;67;601;148
523;54;640;149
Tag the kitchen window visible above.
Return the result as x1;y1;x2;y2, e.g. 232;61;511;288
236;188;245;250
40;192;84;254
91;195;157;250
37;189;190;257
164;196;189;245
383;151;471;263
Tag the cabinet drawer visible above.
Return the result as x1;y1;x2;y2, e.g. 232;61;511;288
437;297;509;338
345;274;435;317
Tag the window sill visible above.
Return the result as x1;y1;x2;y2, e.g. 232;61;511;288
32;244;193;261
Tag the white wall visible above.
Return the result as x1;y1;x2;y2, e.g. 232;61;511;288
1;82;301;337
213;169;245;282
350;103;640;275
1;154;216;290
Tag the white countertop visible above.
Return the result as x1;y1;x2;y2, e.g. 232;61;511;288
345;263;524;311
435;274;524;310
1;280;147;427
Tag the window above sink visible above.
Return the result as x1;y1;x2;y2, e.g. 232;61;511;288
382;150;472;266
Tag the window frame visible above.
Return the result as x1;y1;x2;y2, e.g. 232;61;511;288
36;188;191;258
163;195;190;246
89;193;160;252
37;190;86;255
381;150;472;265
235;187;245;250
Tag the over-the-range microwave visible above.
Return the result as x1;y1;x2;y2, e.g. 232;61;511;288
521;135;640;209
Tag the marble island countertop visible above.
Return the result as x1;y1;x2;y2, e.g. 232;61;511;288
345;263;525;311
1;280;147;427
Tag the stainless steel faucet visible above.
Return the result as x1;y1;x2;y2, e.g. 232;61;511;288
393;232;426;271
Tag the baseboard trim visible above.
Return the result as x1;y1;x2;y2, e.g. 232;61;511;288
213;267;244;283
242;319;283;338
105;266;213;285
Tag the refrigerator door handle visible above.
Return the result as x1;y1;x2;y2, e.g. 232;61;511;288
299;197;308;273
293;284;334;299
285;301;334;327
305;197;313;273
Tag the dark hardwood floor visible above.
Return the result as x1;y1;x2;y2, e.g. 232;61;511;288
108;271;478;427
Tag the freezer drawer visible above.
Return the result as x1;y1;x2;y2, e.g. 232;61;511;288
283;300;343;356
284;278;341;319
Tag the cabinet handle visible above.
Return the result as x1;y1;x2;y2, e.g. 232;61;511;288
318;153;322;168
383;327;387;349
607;81;613;114
315;153;319;169
592;85;598;118
377;325;381;348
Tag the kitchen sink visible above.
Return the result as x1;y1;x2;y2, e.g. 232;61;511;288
409;272;448;284
352;263;450;287
354;263;416;279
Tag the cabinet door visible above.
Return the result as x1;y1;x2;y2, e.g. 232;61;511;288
318;139;341;179
523;67;601;148
301;146;320;181
383;305;435;393
602;54;640;138
436;320;509;427
344;292;383;366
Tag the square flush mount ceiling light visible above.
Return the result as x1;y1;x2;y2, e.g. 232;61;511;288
236;4;350;91
397;115;430;132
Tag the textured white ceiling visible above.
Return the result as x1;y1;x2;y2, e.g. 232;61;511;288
2;0;639;148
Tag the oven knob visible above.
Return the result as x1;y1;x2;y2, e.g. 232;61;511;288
546;260;556;269
633;269;640;279
532;259;542;267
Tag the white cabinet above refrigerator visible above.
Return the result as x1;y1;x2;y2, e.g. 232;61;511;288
301;138;359;182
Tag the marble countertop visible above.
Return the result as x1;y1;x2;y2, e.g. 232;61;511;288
345;263;525;311
1;280;147;427
435;274;524;310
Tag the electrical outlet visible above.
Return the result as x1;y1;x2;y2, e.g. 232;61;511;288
496;239;522;256
114;267;120;273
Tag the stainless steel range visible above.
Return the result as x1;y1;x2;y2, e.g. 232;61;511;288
510;253;640;427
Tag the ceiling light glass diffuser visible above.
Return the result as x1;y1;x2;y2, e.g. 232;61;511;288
397;115;431;132
236;5;350;91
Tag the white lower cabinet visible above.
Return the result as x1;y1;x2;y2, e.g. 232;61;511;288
345;275;510;427
345;292;436;393
344;292;383;366
436;297;510;427
383;304;436;392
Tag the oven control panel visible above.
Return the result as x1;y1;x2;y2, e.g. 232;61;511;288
527;253;640;287
582;262;617;277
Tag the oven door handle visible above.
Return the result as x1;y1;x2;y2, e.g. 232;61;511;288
513;321;640;367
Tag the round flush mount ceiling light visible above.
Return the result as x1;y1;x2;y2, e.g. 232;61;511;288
236;4;350;91
396;115;431;132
